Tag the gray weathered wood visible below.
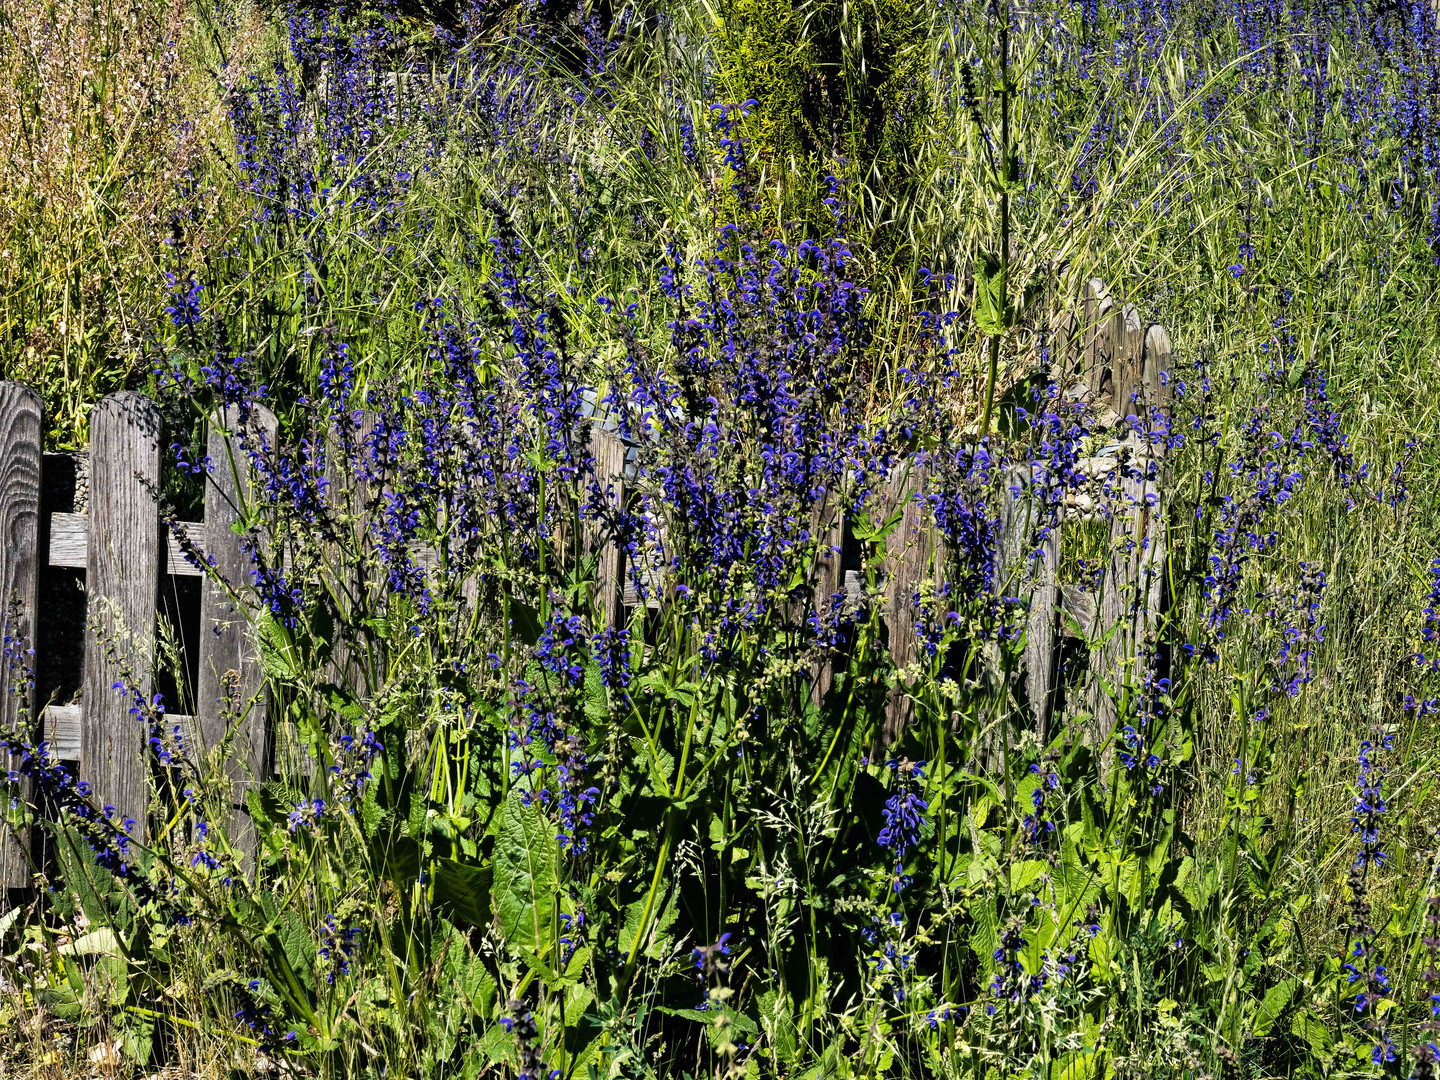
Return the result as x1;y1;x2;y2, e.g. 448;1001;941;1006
1024;513;1061;743
322;410;378;697
1083;278;1113;400
880;463;938;745
1050;306;1079;383
82;392;162;842
45;705;194;768
587;424;628;630
1115;304;1144;417
809;489;847;706
44;704;83;761
197;406;278;859
0;383;42;892
1087;447;1169;748
986;468;1060;759
49;511;204;576
47;512;88;569
1142;324;1173;413
1060;584;1097;639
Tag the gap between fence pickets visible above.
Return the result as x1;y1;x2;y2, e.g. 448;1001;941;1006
47;511;205;576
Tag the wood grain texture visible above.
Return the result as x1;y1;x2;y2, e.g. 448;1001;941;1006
49;512;202;575
322;409;379;697
47;512;88;569
82;392;162;842
1083;278;1112;400
1088;452;1169;749
880;463;936;745
1050;307;1078;382
1061;585;1097;639
0;383;42;892
197;406;278;860
46;706;196;767
983;467;1059;763
1022;505;1061;743
1143;324;1174;413
44;705;83;761
809;488;847;706
586;424;628;630
1116;304;1144;418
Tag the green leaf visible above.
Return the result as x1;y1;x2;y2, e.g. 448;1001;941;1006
492;791;557;956
756;989;796;1061
618;881;679;962
257;891;316;994
58;928;121;956
1291;1006;1334;1054
257;613;303;680
432;858;494;930
973;251;1008;336
508;597;543;646
1252;976;1300;1037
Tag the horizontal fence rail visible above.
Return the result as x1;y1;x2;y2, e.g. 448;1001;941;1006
0;277;1173;903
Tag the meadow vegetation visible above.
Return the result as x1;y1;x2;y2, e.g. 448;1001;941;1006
2;0;1440;1076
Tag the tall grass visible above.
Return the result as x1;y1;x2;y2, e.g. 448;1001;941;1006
0;0;226;446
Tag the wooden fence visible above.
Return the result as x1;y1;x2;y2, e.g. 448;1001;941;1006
0;277;1172;901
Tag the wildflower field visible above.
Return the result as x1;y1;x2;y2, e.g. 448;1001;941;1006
4;0;1440;1075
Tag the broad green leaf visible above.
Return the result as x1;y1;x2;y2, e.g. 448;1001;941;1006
492;791;556;956
1252;976;1300;1037
432;858;493;930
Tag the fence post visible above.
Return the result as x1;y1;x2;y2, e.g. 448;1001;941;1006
1114;304;1145;418
880;462;936;745
82;392;163;842
324;410;377;696
1139;322;1174;633
1083;278;1113;402
587;423;628;631
0;384;42;894
999;472;1062;743
1086;323;1173;748
809;489;846;706
197;406;277;861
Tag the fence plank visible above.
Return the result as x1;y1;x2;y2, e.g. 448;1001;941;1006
810;490;847;705
1083;278;1113;401
197;406;278;861
1050;307;1079;383
44;704;83;761
880;463;935;745
1024;513;1061;743
82;392;163;842
48;512;88;569
323;415;363;696
587;424;628;630
0;383;42;893
49;511;203;576
1115;304;1145;418
1142;324;1173;413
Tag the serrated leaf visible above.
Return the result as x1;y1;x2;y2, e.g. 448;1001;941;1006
432;858;493;930
492;791;556;957
58;928;121;956
1252;976;1300;1037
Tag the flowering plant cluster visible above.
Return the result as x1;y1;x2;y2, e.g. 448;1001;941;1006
10;0;1440;1076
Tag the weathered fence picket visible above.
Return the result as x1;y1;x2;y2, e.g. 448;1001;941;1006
0;384;42;891
82;393;163;843
196;406;277;858
0;276;1177;902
